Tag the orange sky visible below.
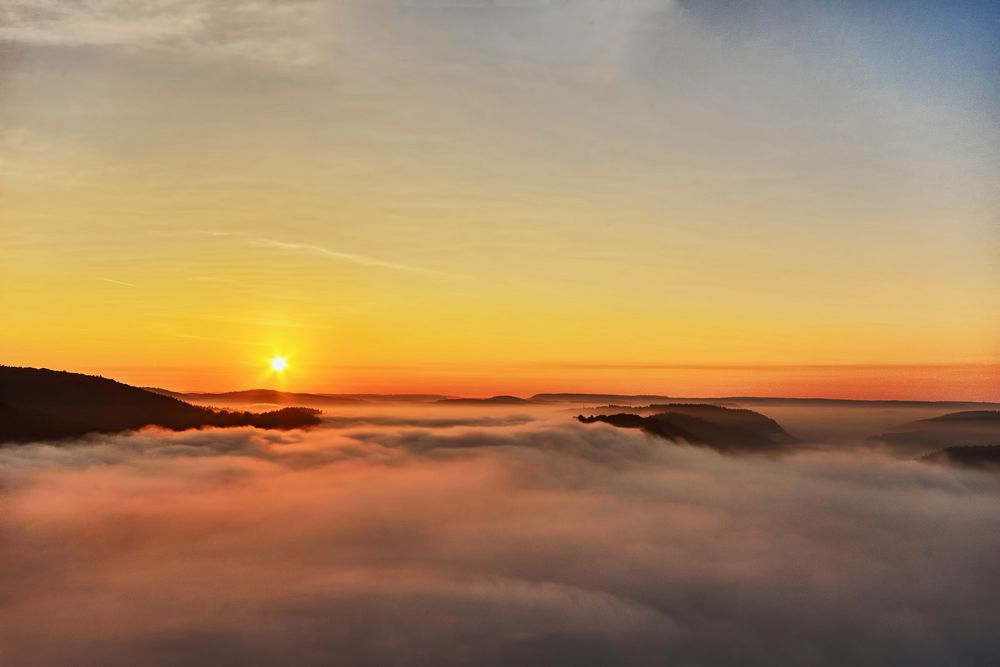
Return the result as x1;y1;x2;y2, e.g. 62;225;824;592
1;2;997;399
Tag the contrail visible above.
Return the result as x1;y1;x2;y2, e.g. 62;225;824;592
249;238;442;276
100;278;137;288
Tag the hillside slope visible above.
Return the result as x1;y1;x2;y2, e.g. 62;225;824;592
872;411;1000;455
0;367;321;443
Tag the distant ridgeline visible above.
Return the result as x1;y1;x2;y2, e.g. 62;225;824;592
578;402;1000;469
873;410;1000;469
0;367;321;443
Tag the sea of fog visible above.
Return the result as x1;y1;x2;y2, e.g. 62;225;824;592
1;402;998;666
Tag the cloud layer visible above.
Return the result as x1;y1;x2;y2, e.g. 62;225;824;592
0;0;323;65
1;408;999;666
0;0;677;66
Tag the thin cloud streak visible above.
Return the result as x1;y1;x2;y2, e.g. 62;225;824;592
100;278;138;288
147;229;445;276
250;238;445;276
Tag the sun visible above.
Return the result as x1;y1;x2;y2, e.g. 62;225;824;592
269;355;288;373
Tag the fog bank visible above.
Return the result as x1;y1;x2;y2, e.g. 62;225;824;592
1;408;998;666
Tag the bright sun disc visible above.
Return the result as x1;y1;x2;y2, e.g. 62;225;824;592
270;356;288;372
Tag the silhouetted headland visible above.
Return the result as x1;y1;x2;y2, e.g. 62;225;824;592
0;367;321;443
577;404;798;454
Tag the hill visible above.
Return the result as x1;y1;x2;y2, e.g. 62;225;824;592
160;389;366;406
532;393;674;405
436;395;532;405
922;445;1000;471
872;411;1000;455
149;389;453;405
332;394;451;403
577;404;797;454
0;367;321;443
538;393;1000;409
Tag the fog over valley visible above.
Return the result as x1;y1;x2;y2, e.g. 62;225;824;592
2;399;999;666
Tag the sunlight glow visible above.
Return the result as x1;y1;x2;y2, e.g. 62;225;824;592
270;356;288;373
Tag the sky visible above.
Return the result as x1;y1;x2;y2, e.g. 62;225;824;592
1;0;998;397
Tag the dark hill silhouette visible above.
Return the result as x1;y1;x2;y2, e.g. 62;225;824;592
535;393;1000;410
0;367;321;443
436;395;531;405
648;404;796;442
0;402;95;441
872;411;1000;456
533;393;674;404
332;393;451;403
148;389;453;405
914;411;1000;423
695;397;1000;409
922;445;1000;470
165;389;366;405
577;404;797;454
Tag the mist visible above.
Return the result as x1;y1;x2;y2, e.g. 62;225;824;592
1;404;998;666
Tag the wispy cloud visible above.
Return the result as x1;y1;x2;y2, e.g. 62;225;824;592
0;0;679;67
0;0;323;66
0;0;207;47
250;238;441;275
192;229;237;237
100;278;138;288
144;230;442;276
149;229;238;239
